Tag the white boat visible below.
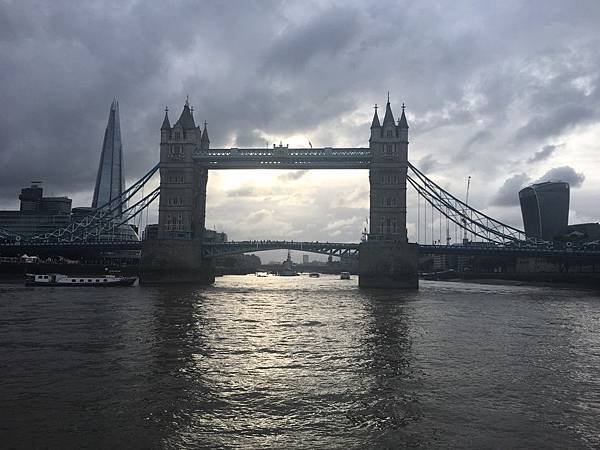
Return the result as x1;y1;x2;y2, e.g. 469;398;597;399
255;271;268;277
340;271;351;280
26;273;137;287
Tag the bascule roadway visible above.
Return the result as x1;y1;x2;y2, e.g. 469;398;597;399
2;240;598;258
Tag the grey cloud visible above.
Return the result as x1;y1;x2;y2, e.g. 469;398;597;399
527;144;559;164
416;154;438;173
463;130;493;153
262;7;360;74
491;173;531;206
536;166;585;187
234;130;268;147
2;0;600;235
278;171;308;182
226;187;257;198
516;105;596;142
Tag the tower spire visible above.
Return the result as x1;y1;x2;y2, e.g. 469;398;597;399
382;94;395;126
161;107;171;130
371;103;381;128
398;102;409;129
175;97;196;129
200;120;210;150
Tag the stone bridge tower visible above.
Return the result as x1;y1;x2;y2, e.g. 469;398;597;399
368;98;409;242
140;99;213;284
359;97;418;288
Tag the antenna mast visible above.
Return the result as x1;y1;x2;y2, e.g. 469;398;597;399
463;176;471;244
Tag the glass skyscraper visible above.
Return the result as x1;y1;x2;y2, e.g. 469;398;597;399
92;100;125;213
519;182;570;240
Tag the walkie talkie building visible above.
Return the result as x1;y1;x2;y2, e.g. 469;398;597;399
519;182;569;240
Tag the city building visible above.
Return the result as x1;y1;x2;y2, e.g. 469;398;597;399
0;182;72;238
93;99;125;213
519;182;569;240
566;223;600;241
0;100;138;244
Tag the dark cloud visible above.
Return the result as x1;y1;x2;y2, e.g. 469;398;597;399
515;105;596;142
491;174;531;206
536;166;585;187
527;144;559;164
234;130;268;147
226;187;257;198
278;170;308;182
416;154;439;174
462;130;493;153
2;0;600;238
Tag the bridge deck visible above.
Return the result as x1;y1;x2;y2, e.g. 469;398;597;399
1;240;599;259
193;147;371;169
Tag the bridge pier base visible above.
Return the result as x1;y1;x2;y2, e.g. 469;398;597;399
139;239;214;285
358;241;419;289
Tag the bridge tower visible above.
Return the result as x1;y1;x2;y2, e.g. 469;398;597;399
359;97;418;288
140;99;213;284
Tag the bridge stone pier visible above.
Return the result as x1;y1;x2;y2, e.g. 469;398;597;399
140;97;418;288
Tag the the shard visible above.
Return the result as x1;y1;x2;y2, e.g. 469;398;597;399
92;99;125;212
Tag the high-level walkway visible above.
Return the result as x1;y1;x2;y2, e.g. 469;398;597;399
193;146;371;169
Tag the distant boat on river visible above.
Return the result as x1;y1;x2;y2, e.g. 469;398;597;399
26;273;137;287
279;250;299;276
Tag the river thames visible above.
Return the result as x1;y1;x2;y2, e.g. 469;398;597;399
1;275;599;448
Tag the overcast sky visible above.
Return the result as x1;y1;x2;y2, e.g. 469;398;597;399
1;0;599;249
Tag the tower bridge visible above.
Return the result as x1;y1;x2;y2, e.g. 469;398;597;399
6;96;598;286
141;96;416;287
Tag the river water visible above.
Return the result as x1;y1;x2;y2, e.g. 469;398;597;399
1;275;599;449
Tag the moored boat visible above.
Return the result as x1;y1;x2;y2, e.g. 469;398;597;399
309;272;320;278
26;273;137;287
340;271;351;280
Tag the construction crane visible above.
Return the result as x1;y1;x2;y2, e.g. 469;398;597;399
462;176;471;244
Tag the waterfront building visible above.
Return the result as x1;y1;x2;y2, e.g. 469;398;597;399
0;182;72;238
519;182;569;240
566;223;600;241
0;100;138;244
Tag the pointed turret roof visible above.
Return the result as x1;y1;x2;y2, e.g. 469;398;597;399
201;121;210;143
371;105;381;128
175;97;196;129
161;108;171;130
382;97;395;127
398;103;409;129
